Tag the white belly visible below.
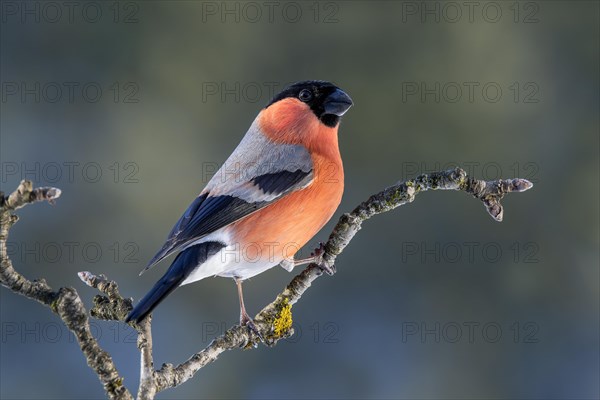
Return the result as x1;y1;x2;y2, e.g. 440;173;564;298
180;229;285;284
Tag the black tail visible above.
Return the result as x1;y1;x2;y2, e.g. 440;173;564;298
125;241;224;323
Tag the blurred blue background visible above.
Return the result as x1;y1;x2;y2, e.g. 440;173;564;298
1;1;598;399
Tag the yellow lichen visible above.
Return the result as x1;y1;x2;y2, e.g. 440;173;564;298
273;299;293;337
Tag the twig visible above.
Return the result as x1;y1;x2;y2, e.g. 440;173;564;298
0;180;133;400
78;271;155;400
78;271;133;322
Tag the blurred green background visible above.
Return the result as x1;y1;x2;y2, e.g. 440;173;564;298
1;1;598;399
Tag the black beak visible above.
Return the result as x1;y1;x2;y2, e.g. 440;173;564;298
323;88;353;116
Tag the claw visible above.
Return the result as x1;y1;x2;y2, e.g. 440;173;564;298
240;313;264;342
316;260;336;276
312;242;336;276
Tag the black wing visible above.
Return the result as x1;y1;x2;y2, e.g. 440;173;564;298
141;168;312;273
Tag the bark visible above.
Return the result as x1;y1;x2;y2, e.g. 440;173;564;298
0;168;533;399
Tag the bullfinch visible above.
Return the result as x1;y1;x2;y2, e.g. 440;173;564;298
126;80;353;330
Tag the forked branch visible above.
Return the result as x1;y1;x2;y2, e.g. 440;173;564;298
0;167;533;399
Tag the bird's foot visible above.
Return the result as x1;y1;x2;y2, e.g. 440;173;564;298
240;312;264;342
312;242;336;276
285;243;335;275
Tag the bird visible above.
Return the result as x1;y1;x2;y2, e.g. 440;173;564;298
125;80;353;331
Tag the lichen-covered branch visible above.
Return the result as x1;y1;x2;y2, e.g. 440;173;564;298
0;181;133;400
78;271;133;322
150;167;533;393
0;168;533;399
0;180;61;211
78;271;155;400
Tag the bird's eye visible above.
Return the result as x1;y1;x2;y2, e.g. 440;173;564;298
298;89;313;102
